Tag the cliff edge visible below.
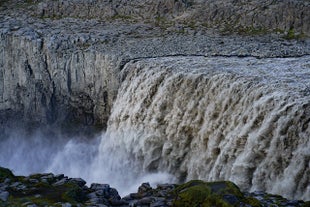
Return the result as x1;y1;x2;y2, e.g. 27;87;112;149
1;0;309;135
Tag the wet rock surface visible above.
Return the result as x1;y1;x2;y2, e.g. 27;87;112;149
0;166;309;207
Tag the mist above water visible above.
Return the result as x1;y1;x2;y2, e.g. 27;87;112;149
0;128;174;196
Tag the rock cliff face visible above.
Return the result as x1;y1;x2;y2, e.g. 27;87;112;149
1;0;310;134
0;0;310;201
0;33;121;135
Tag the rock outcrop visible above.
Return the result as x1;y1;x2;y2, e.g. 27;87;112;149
1;166;309;206
0;31;121;135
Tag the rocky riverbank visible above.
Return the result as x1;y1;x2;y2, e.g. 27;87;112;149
0;166;309;207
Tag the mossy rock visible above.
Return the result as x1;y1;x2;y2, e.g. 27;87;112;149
302;201;310;207
173;180;211;207
61;182;87;203
173;180;242;207
30;173;57;184
0;166;15;182
7;181;87;205
0;167;86;205
242;197;262;207
208;181;243;197
173;180;263;207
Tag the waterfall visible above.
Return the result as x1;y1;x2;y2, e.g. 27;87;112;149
97;56;310;200
0;55;308;200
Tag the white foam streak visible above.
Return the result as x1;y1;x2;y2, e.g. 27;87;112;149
89;130;175;196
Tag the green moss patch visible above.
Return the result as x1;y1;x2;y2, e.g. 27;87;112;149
0;167;15;182
173;180;243;207
61;183;87;203
283;28;306;40
242;197;262;207
302;201;310;207
7;181;87;206
173;180;264;207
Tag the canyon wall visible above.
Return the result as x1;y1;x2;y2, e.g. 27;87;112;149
1;8;309;134
0;33;121;135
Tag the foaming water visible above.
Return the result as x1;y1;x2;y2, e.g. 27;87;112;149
0;129;66;174
0;129;174;196
0;56;309;199
103;56;310;200
0;129;99;181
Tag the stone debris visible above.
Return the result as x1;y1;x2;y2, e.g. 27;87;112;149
0;164;309;206
0;163;309;207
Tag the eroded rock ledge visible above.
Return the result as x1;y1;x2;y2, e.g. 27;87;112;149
0;166;309;207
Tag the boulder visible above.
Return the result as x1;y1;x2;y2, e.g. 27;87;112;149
53;178;70;186
69;178;86;187
172;180;259;207
0;191;9;202
0;167;15;182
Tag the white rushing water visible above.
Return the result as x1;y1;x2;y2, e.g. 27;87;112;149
98;56;310;200
0;129;174;196
0;56;309;199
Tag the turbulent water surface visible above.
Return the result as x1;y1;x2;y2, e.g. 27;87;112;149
0;56;309;199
